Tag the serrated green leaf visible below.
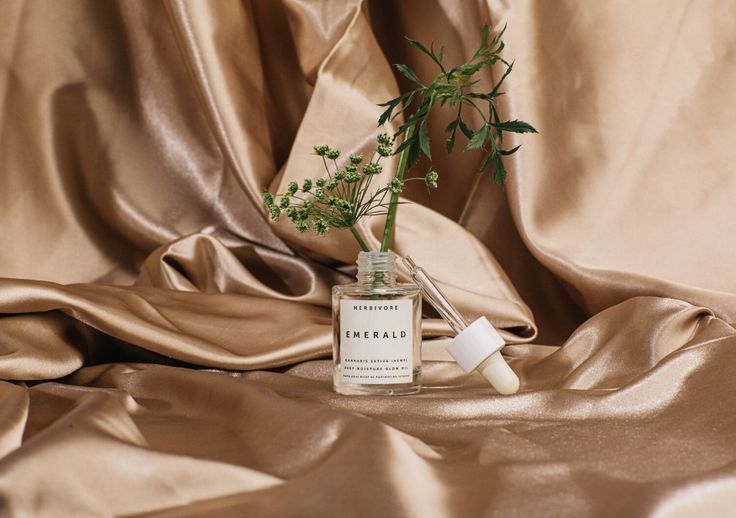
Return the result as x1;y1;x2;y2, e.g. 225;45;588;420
464;92;493;100
394;64;424;86
407;139;421;167
490;104;500;123
392;91;417;122
398;113;425;134
395;134;418;154
463;78;482;88
480;150;495;172
403;91;416;109
466;125;488;150
377;97;400;107
445;134;454;154
490;105;503;143
407;38;433;59
458;119;474;139
497;24;508;44
498;144;522;156
378;104;396;126
489;24;507;52
407;37;446;73
459;58;497;77
419;119;431;159
377;90;414;107
492;156;507;185
417;89;435;111
491;119;538;134
445;119;458;153
465;90;504;102
489;61;514;98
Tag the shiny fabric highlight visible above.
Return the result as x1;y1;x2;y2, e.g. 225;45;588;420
1;0;736;516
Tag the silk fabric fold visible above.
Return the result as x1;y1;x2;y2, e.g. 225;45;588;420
1;0;735;516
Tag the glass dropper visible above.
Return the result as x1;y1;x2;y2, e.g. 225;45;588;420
403;255;520;395
403;256;468;334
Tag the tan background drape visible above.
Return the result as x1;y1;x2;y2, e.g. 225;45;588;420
2;0;736;516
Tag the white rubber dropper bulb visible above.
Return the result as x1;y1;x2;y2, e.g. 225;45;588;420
445;316;519;395
478;351;520;395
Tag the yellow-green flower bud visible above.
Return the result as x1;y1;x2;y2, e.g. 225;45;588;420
268;205;281;221
315;219;329;236
336;199;352;211
388;178;404;194
363;162;382;175
377;133;393;146
261;191;274;206
377;144;392;157
295;219;310;233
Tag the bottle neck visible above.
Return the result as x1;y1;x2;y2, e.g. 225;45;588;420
356;252;397;286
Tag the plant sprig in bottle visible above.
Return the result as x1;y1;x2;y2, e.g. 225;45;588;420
262;24;535;254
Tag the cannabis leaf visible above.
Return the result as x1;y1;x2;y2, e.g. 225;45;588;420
378;24;537;181
376;24;536;251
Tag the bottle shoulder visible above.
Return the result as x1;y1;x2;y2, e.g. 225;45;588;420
333;282;420;298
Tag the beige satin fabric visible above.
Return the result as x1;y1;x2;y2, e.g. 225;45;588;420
1;0;736;516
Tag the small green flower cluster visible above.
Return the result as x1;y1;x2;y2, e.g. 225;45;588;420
376;132;395;158
261;134;438;242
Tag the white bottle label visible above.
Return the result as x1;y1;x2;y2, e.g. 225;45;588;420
339;299;413;385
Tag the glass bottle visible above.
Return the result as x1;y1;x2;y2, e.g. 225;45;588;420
332;251;422;395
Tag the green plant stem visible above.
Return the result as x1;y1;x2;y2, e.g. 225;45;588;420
380;124;415;252
350;226;370;251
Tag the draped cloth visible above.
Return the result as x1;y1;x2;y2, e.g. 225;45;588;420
2;0;736;515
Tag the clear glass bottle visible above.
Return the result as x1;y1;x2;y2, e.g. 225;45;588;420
332;251;422;395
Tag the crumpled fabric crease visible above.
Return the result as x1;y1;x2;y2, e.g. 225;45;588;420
1;0;735;516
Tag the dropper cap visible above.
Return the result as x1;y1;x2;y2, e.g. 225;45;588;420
402;256;519;395
446;317;519;395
